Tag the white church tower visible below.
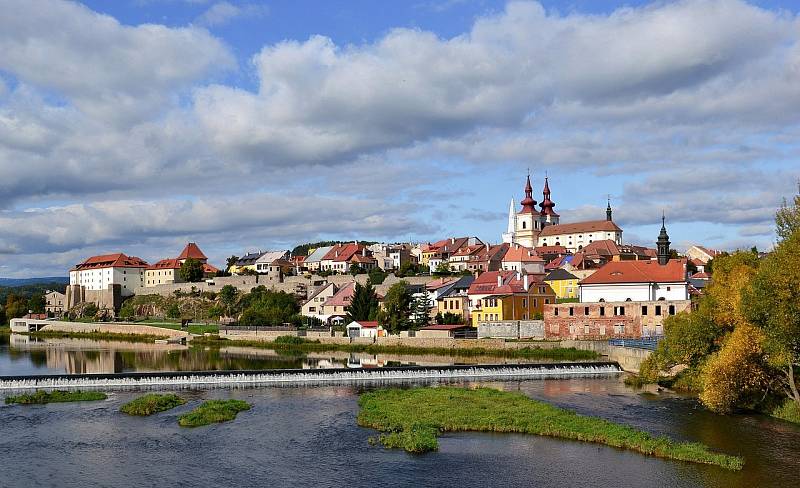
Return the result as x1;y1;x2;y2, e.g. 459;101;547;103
502;197;516;244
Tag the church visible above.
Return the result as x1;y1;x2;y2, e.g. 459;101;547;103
502;175;623;253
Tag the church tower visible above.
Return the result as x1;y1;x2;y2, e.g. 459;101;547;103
514;174;540;248
538;176;559;228
606;197;613;221
657;213;671;265
501;197;516;244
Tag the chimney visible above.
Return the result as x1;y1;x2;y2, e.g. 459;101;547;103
451;237;455;244
523;274;530;291
362;247;367;257
497;274;503;287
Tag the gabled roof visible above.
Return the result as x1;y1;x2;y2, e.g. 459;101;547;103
348;320;380;328
580;259;687;285
255;250;290;264
73;253;148;271
545;268;578;282
304;282;336;305
304;246;333;264
539;220;622;237
234;252;265;266
426;277;457;290
502;244;544;263
322;282;356;307
178;243;207;261
322;243;371;262
147;258;217;274
468;270;544;296
535;245;569;255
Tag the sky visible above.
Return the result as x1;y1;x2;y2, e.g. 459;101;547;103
0;0;798;277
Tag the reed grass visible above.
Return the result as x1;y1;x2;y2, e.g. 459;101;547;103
120;394;186;416
5;389;107;405
178;399;251;427
357;387;743;470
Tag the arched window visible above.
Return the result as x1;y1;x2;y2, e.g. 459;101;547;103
598;298;605;302
522;221;527;229
658;297;666;301
625;298;632;301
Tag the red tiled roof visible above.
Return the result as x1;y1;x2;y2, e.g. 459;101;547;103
177;242;207;261
535;245;569;255
502;244;544;263
468;270;545;295
148;258;181;270
322;282;356;307
691;271;710;279
202;263;219;274
322;243;372;262
580;259;687;285
539;220;622;237
23;313;48;320
426;278;456;290
350;254;376;264
73;253;148;271
349;320;379;328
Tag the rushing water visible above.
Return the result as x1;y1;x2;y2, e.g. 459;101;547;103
1;336;798;488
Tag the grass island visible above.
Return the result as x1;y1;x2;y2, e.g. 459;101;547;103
5;390;108;405
120;394;186;416
357;387;743;471
178;399;251;427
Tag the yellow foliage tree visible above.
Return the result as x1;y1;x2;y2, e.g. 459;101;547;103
702;251;760;331
700;324;770;414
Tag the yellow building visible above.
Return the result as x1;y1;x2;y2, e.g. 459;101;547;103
471;290;555;327
544;268;579;300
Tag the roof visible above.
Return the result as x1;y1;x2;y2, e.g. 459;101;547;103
468;270;545;296
147;258;217;274
580;259;687;285
539;220;622;237
177;243;207;261
255;250;290;264
691;271;711;279
535;245;569;255
234;252;265;266
420;324;471;330
23;313;48;320
581;240;655;259
322;243;371;262
426;277;457;290
348;320;379;328
545;268;578;281
502;244;544;263
304;282;335;305
322;282;356;307
202;263;219;274
304;246;333;264
73;253;148;271
350;254;377;264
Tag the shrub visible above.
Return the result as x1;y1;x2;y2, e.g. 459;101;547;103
178;399;251;427
120;394;186;416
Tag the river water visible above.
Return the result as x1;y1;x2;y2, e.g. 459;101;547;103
1;335;798;488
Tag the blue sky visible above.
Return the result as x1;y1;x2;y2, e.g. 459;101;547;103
0;0;798;276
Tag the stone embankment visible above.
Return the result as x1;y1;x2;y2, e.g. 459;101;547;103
561;340;651;372
38;321;191;339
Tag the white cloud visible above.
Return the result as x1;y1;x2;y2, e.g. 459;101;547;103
195;2;269;27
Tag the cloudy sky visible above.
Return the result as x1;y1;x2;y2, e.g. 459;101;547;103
1;0;798;277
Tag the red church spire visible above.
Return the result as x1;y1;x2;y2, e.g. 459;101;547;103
519;173;538;213
539;176;558;216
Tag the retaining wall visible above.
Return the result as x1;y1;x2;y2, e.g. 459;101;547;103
478;320;544;339
37;321;190;339
561;340;651;372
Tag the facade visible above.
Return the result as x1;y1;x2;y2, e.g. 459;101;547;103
45;290;67;317
468;271;556;326
686;245;722;265
544;268;579;299
301;283;337;323
420;237;483;271
320;243;377;273
302;246;333;273
345;320;385;338
229;252;265;274
254;250;292;274
544;299;692;339
69;253;148;296
320;282;356;325
536;220;623;253
501;244;545;274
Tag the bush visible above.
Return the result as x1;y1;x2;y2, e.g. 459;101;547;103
178;399;251;427
120;394;186;416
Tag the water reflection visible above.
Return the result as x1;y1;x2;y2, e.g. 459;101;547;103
0;334;555;376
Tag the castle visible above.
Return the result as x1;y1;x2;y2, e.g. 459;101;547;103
502;175;623;252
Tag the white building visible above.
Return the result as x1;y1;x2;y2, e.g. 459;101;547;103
69;253;148;297
578;259;689;303
537;220;623;253
345;320;384;338
301;283;337;323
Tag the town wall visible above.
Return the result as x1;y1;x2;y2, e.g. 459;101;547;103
543;300;691;339
478;320;545;339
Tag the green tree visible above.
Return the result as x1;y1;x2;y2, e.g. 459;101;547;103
377;281;412;333
775;182;800;241
345;282;379;322
180;258;205;283
27;293;45;314
742;230;800;406
218;285;239;316
433;261;453;276
349;264;364;276
226;255;240;270
435;311;463;325
4;293;28;321
237;287;300;326
368;268;387;285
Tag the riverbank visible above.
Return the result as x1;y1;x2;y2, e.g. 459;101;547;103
190;335;600;361
358;387;744;470
23;329;169;343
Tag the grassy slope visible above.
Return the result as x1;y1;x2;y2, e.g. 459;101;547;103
120;394;186;416
5;390;107;405
191;336;599;361
137;320;219;335
25;330;168;343
357;387;743;470
177;399;251;427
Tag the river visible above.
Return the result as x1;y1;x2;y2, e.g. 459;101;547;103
1;335;798;487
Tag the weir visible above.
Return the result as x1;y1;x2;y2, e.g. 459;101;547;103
0;362;622;391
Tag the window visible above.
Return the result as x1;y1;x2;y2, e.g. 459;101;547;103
584;325;590;334
584;306;589;315
600;306;605;316
522;221;527;229
554;307;559;316
666;286;671;291
545;298;550;304
669;305;675;315
569;307;574;316
641;305;648;315
655;305;662;316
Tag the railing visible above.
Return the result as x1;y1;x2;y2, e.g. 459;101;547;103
608;336;663;350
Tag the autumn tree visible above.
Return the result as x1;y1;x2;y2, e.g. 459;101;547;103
742;230;800;406
775;182;800;241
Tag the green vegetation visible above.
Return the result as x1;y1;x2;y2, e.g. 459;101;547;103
237;287;301;326
637;190;800;419
191;335;598;361
177;399;251;427
179;257;205;283
346;281;380;322
24;329;168;343
120;394;186;416
377;281;412;333
139;320;219;335
5;389;107;405
434;311;464;325
772;400;800;424
0;281;63;324
357;387;743;470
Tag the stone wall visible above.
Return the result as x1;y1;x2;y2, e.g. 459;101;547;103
132;274;307;299
36;321;190;339
561;340;651;372
65;284;123;313
478;320;545;339
543;300;691;340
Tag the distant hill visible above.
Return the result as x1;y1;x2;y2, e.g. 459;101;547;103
0;277;69;287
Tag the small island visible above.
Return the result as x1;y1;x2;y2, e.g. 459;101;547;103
178;399;251;427
357;387;743;471
120;394;186;416
5;390;107;405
